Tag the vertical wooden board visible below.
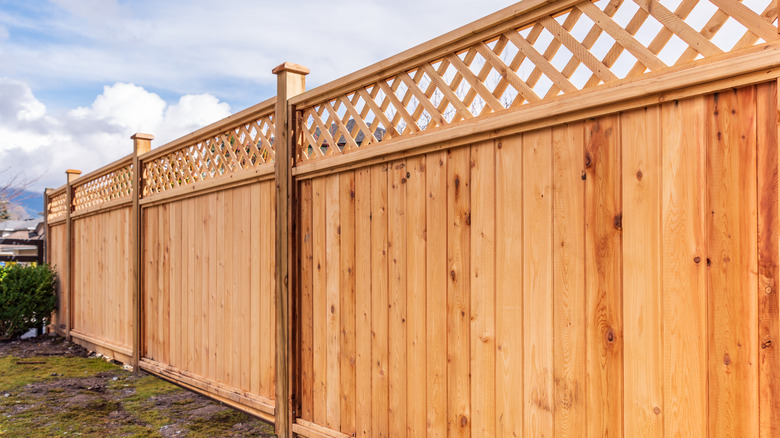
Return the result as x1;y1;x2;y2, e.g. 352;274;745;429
207;194;217;381
300;180;315;422
552;123;587;436
340;171;357;436
269;181;276;399
216;191;226;384
145;207;159;360
621;107;663;437
354;168;372;438
161;203;171;365
757;80;780;437
224;190;234;386
261;181;274;398
190;197;199;375
250;184;262;396
426;151;448;438
240;186;251;391
469;140;496;438
370;164;390;437
325;174;342;431
201;194;210;377
387;161;407;438
232;188;244;389
406;155;427;437
522;129;554;438
707;87;759;437
190;196;203;376
171;201;182;369
312;177;328;426
182;199;191;371
584;114;623;438
447;146;471;438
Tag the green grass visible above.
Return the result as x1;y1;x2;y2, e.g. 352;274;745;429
0;353;274;437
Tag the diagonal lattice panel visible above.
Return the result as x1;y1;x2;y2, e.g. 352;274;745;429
72;163;134;213
296;0;779;163
143;111;275;195
47;191;68;221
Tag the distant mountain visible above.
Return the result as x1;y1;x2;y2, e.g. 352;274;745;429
5;190;44;219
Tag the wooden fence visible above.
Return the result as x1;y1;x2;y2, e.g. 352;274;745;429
46;0;780;436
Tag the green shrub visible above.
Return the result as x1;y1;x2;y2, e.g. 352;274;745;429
0;264;57;339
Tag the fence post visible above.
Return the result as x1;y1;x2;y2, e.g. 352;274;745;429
64;169;81;342
131;133;154;371
43;189;51;264
273;62;309;438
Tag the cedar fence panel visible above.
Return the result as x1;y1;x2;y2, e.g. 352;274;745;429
44;0;780;436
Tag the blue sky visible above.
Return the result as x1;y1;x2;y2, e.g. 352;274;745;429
0;0;514;190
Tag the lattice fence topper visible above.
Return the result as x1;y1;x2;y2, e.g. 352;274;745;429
47;191;67;221
142;112;276;195
72;163;134;212
297;0;779;162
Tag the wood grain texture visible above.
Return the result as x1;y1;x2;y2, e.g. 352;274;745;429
406;155;427;437
339;171;357;436
552;122;587;437
354;168;372;438
522;129;554;437
300;181;314;422
426;151;448;438
447;146;471;438
757;80;780;438
370;164;390;438
621;106;663;437
495;135;524;438
387;160;407;438
584;114;623;438
707;87;759;437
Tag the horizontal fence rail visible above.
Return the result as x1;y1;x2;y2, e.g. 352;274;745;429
44;1;780;436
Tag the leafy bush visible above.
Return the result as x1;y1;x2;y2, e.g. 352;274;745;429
0;264;57;339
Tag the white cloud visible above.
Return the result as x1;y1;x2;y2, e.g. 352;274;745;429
0;79;231;190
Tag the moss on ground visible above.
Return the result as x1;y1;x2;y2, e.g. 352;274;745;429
0;350;274;437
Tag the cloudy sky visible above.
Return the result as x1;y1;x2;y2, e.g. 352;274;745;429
0;0;514;191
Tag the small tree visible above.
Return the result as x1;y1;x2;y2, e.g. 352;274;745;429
0;264;57;339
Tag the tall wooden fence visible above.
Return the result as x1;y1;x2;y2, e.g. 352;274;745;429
46;0;780;436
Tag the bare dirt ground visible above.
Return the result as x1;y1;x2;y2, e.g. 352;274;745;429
0;335;275;437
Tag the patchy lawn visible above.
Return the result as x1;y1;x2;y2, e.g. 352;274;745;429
0;336;275;437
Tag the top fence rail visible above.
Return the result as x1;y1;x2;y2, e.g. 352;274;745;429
291;0;779;163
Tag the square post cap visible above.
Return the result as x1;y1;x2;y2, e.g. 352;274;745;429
272;62;310;75
131;133;155;141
